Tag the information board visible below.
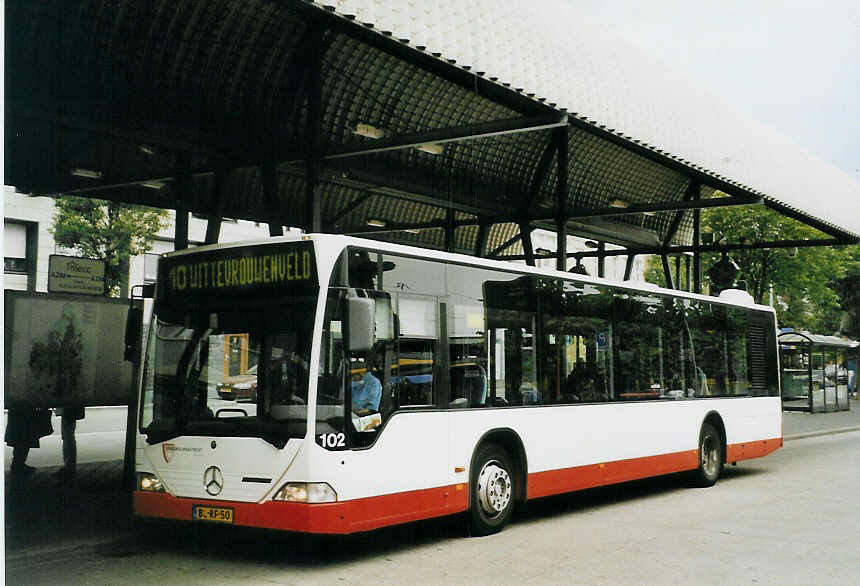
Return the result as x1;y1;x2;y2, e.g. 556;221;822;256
4;292;133;407
48;255;106;295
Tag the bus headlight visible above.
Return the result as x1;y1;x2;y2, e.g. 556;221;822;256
273;482;337;503
137;472;165;492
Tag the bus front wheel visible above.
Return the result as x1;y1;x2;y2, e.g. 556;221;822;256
692;422;723;487
469;443;514;536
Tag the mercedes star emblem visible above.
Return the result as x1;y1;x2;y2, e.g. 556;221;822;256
203;465;224;496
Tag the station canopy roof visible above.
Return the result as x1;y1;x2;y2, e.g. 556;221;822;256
6;0;860;258
779;331;859;349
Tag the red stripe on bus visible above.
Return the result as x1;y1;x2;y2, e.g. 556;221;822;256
527;449;700;499
528;438;781;499
725;437;782;463
135;437;781;534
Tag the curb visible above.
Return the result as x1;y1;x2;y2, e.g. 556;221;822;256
783;425;860;441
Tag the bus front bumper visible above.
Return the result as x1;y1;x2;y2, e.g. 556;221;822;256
134;484;468;535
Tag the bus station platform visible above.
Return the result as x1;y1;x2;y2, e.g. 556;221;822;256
6;403;860;569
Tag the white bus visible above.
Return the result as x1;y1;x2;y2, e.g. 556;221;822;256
134;234;782;535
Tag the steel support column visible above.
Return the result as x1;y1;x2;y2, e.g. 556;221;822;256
445;209;455;253
520;221;535;267
693;206;702;294
204;167;229;245
624;254;636;281
475;222;490;257
262;161;283;237
173;152;191;250
597;241;605;278
555;126;568;271
305;20;323;233
661;255;674;289
685;255;691;292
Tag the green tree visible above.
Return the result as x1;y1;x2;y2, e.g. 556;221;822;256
644;205;857;333
51;196;168;296
831;246;860;339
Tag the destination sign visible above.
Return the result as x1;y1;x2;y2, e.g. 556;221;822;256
165;250;311;292
156;241;317;304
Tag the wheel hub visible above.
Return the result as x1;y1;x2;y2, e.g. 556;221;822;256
477;460;512;517
702;435;718;477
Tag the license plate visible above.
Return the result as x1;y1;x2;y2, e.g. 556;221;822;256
192;505;234;524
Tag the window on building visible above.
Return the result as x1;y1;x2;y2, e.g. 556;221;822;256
4;221;29;273
144;253;160;283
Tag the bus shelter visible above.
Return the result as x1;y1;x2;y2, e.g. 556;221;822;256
779;331;857;412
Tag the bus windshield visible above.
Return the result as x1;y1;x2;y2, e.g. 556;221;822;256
141;298;316;447
139;297;317;448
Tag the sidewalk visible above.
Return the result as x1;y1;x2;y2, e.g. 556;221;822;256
5;401;860;568
781;399;860;439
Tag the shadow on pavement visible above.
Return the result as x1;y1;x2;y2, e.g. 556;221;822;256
5;461;132;563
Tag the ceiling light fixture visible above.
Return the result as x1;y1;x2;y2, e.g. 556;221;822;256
141;181;165;189
415;143;444;155
366;218;386;228
609;199;629;208
71;168;102;179
353;123;387;139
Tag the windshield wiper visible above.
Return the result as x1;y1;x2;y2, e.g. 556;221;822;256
174;327;211;431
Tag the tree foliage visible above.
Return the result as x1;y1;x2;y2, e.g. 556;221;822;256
831;246;860;338
51;196;168;296
644;205;858;334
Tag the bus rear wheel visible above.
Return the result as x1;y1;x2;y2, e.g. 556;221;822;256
692;422;723;487
469;443;514;536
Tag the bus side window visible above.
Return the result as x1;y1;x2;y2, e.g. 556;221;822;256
396;339;436;407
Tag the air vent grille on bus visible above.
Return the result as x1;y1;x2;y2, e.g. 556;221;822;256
748;324;769;396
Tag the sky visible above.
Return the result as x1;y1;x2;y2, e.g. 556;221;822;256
574;0;860;179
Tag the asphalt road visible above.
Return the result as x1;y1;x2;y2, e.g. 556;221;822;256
7;430;860;586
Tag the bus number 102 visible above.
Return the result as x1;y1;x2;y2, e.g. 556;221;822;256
318;432;346;449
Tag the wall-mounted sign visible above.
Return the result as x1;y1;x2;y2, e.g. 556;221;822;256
48;255;106;295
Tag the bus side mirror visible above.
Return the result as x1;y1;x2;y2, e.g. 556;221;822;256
124;306;143;362
348;296;375;352
125;284;154;362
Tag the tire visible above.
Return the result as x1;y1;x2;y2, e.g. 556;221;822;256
692;422;723;487
469;443;515;536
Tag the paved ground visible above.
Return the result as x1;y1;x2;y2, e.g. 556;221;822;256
8;431;860;585
4;401;860;569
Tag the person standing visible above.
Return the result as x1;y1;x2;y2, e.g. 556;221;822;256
55;406;85;477
5;407;52;476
